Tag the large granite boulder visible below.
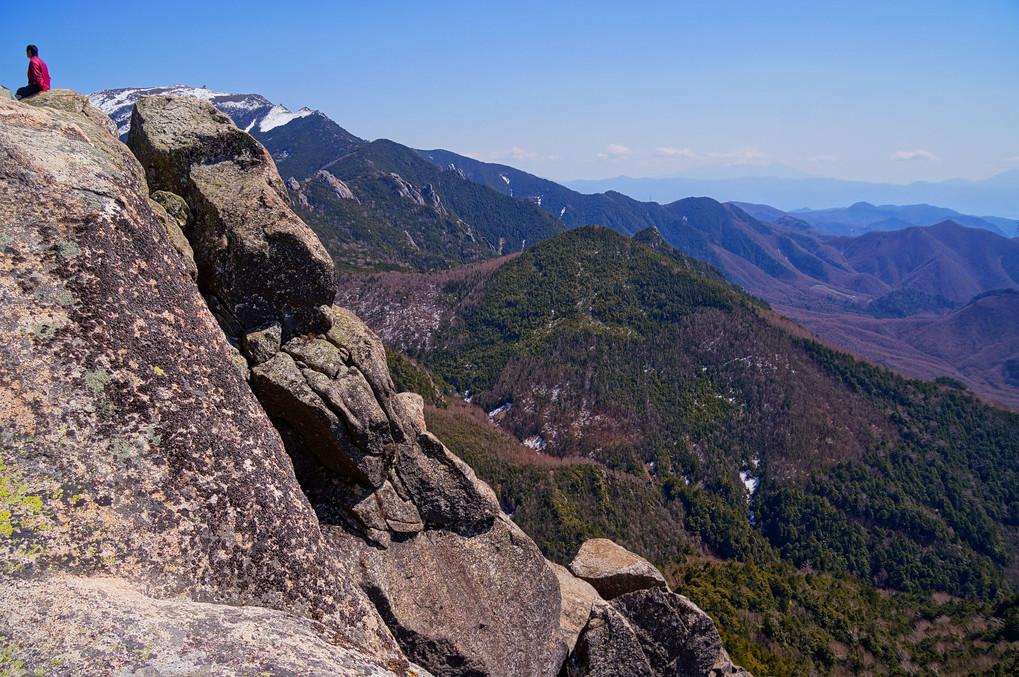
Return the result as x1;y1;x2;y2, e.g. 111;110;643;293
552;561;602;655
0;95;406;672
26;88;119;136
330;517;563;677
612;587;724;677
566;602;654;677
569;537;668;599
2;575;434;677
563;540;754;677
127;94;335;338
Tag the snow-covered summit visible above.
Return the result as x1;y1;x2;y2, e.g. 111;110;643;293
88;85;317;138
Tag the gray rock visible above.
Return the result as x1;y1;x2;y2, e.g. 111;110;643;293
127;94;335;338
1;85;14;100
25;88;119;137
569;538;668;600
148;196;199;281
551;561;602;654
329;517;563;677
612;586;724;677
250;351;388;487
397;391;427;436
327;305;412;445
1;575;429;677
242;322;282;364
396;431;501;532
150;189;194;233
566;602;654;677
317;169;361;203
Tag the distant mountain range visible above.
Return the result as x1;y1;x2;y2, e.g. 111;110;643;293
90;86;1019;408
735;201;1013;237
565;171;1019;223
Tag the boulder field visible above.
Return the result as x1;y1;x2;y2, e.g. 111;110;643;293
0;89;750;677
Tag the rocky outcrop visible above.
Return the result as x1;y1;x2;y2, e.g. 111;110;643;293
148;190;198;280
612;587;724;676
26;88;119;137
127;94;335;338
561;538;753;677
569;537;668;599
128;94;562;677
0;93;409;672
2;85;15;100
552;561;602;654
567;602;656;677
317;168;361;202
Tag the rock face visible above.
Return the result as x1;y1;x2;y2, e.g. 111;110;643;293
569;537;668;599
552;561;602;654
2;576;435;677
331;519;563;677
0;92;406;673
562;538;753;677
127;94;335;338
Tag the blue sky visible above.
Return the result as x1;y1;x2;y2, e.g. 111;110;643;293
4;1;1018;184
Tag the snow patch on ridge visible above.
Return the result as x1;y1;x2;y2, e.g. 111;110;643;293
259;105;314;132
523;436;546;452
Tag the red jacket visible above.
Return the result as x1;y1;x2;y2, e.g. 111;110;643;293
28;56;50;91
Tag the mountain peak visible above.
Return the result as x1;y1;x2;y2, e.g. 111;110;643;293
88;85;320;138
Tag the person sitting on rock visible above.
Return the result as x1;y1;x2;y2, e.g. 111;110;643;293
16;45;50;100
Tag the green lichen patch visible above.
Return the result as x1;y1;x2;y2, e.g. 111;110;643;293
0;636;27;677
0;456;58;576
0;232;13;248
83;367;112;396
52;240;81;260
108;426;162;463
82;367;115;417
29;322;60;341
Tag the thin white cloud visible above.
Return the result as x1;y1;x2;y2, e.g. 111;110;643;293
482;147;560;163
1002;155;1019;164
890;149;939;161
497;147;539;161
808;155;840;162
655;147;695;158
597;144;635;159
710;146;770;166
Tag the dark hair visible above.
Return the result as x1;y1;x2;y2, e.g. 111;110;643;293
26;45;38;57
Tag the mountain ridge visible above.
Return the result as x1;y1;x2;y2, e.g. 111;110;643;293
565;170;1019;221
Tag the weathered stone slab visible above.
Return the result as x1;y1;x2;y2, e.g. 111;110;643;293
612;586;724;677
569;538;667;600
566;602;653;677
329;517;563;677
